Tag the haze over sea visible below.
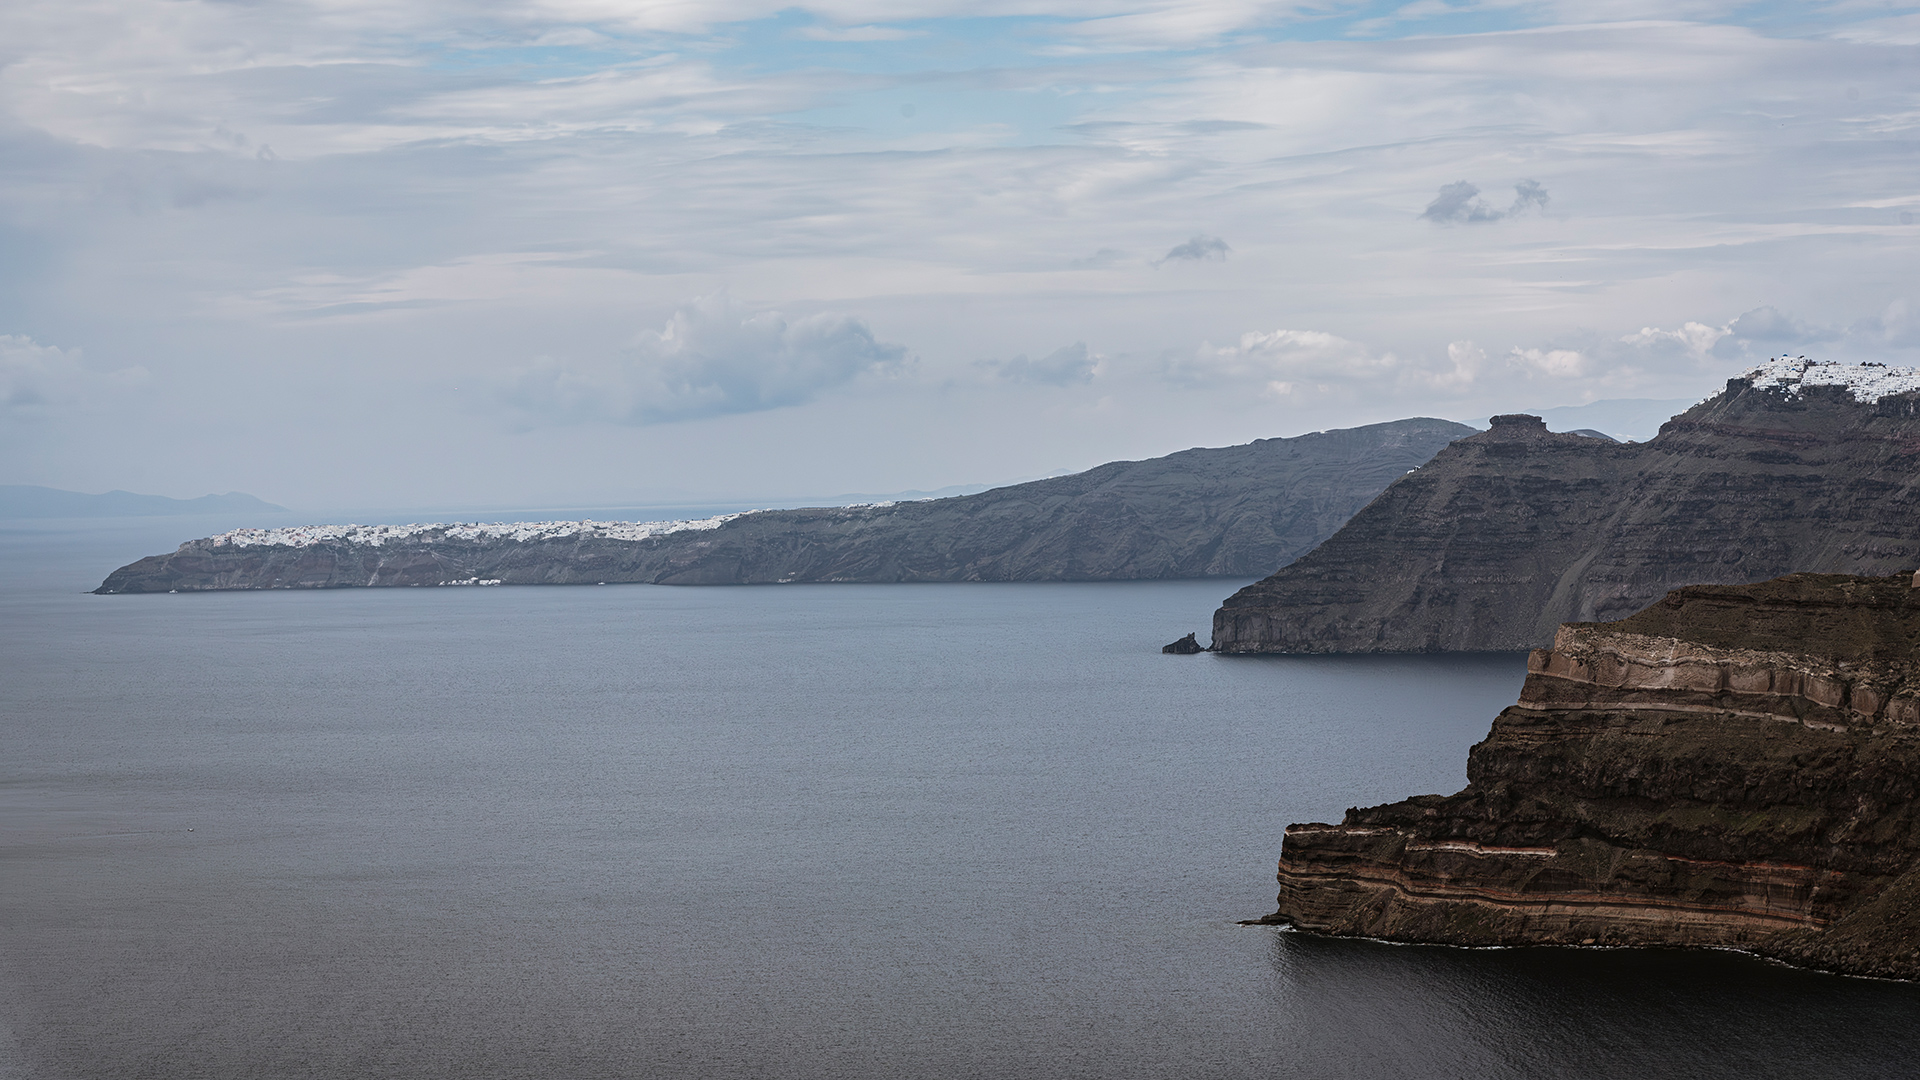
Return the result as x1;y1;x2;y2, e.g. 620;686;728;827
5;518;1920;1080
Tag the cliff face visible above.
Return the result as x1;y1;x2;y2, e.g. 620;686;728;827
95;418;1471;593
1214;359;1920;653
1260;573;1920;979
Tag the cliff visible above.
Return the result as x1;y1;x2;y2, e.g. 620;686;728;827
1213;358;1920;653
94;418;1471;593
1257;572;1920;979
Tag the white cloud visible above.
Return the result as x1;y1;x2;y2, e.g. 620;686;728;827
1431;340;1486;391
502;294;909;425
1165;329;1396;397
0;335;146;413
1620;321;1726;359
1508;345;1589;378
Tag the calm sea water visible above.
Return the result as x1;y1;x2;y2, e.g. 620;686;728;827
4;520;1918;1079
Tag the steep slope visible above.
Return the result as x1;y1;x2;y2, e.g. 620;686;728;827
1214;359;1920;653
1256;572;1920;980
94;418;1471;593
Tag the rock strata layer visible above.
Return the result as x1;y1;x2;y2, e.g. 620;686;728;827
1258;573;1920;979
95;419;1470;593
1214;358;1920;652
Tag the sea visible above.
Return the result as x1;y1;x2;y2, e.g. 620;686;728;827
4;515;1918;1080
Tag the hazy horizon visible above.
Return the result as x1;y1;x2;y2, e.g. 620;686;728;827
10;395;1703;516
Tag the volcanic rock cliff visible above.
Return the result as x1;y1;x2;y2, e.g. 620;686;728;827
1213;358;1920;653
94;418;1470;593
1258;572;1920;979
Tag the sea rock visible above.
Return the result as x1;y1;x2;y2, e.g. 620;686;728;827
94;419;1472;593
1255;572;1920;979
1162;633;1204;654
1214;358;1920;653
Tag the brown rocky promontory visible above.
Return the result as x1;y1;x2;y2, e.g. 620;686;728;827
1257;572;1920;979
1213;358;1920;653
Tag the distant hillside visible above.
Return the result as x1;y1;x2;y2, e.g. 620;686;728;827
94;418;1474;592
0;486;287;519
1529;397;1699;442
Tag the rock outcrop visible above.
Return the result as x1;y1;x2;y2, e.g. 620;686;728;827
1213;359;1920;653
95;418;1471;593
1162;633;1204;654
1256;572;1920;979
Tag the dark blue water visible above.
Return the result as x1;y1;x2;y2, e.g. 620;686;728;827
4;521;1918;1079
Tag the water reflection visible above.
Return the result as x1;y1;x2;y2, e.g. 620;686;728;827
1265;930;1920;1079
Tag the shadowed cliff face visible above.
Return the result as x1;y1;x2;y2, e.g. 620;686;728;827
1214;379;1920;653
93;418;1471;593
1261;573;1920;980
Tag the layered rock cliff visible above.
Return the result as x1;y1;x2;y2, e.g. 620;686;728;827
1214;358;1920;653
95;418;1471;593
1258;572;1920;979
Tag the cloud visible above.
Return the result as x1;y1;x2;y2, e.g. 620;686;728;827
0;334;147;413
18;3;1920;507
1508;346;1591;378
502;294;909;425
1152;234;1229;267
1722;305;1830;345
1867;299;1920;348
1637;306;1840;362
995;342;1099;385
795;24;924;42
1427;340;1487;391
1420;180;1550;225
1620;321;1727;360
1511;178;1549;214
1494;317;1742;396
1164;329;1395;397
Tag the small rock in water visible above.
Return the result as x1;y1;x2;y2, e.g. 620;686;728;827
1162;632;1204;655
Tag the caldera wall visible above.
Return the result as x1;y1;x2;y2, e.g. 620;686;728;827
1214;359;1920;653
1258;573;1920;979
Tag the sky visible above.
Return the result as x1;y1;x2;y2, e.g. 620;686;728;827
3;0;1920;512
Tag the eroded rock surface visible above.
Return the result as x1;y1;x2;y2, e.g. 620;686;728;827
1214;359;1920;653
95;418;1471;593
1258;573;1920;979
1162;633;1203;654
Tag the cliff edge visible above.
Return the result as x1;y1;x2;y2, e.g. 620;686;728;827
1214;358;1920;653
95;418;1470;593
1258;572;1920;979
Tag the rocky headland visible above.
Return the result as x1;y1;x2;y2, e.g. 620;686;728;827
1214;358;1920;653
94;418;1470;593
1256;572;1920;979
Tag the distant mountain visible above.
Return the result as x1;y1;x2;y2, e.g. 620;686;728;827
1527;397;1700;442
0;486;287;519
1213;359;1920;653
94;418;1474;592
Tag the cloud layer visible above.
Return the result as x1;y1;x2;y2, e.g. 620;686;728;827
6;3;1920;506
